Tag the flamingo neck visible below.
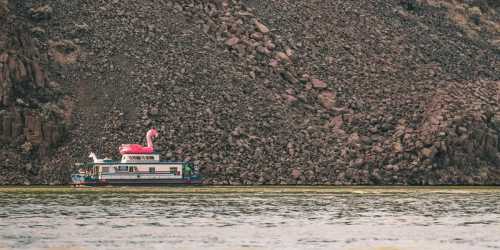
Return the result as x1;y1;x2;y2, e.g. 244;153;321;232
146;132;154;148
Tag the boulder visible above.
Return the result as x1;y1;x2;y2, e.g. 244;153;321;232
284;94;298;103
250;32;263;40
329;115;343;129
492;114;500;129
256;46;271;55
393;142;403;153
281;71;299;84
48;40;80;64
225;36;239;46
0;0;8;18
275;51;291;62
29;4;52;21
318;90;336;110
254;20;270;33
421;147;435;158
311;78;327;89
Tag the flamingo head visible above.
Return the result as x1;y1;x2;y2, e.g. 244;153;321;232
148;128;159;139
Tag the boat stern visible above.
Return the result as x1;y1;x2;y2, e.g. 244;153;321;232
71;173;98;186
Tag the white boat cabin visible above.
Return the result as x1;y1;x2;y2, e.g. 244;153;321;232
94;153;184;180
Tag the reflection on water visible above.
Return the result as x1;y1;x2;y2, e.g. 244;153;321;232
0;190;499;250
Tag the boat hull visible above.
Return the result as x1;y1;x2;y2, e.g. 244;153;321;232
72;177;202;186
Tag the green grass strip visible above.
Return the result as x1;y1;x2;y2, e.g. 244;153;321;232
0;186;499;194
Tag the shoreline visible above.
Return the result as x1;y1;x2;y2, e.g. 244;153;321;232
1;186;499;194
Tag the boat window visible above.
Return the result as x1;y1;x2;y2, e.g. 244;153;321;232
129;166;135;173
170;167;178;175
149;167;155;173
116;166;128;172
101;167;109;173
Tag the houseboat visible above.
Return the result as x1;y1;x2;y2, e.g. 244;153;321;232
71;129;201;186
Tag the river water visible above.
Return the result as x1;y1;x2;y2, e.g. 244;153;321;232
0;188;499;250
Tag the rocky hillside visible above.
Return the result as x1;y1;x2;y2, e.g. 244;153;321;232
0;0;499;185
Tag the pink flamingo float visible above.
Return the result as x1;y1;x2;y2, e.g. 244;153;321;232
119;128;159;155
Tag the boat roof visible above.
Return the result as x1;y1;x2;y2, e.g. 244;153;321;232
75;161;189;167
121;152;160;156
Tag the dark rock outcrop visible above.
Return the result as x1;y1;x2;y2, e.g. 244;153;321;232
0;2;68;184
